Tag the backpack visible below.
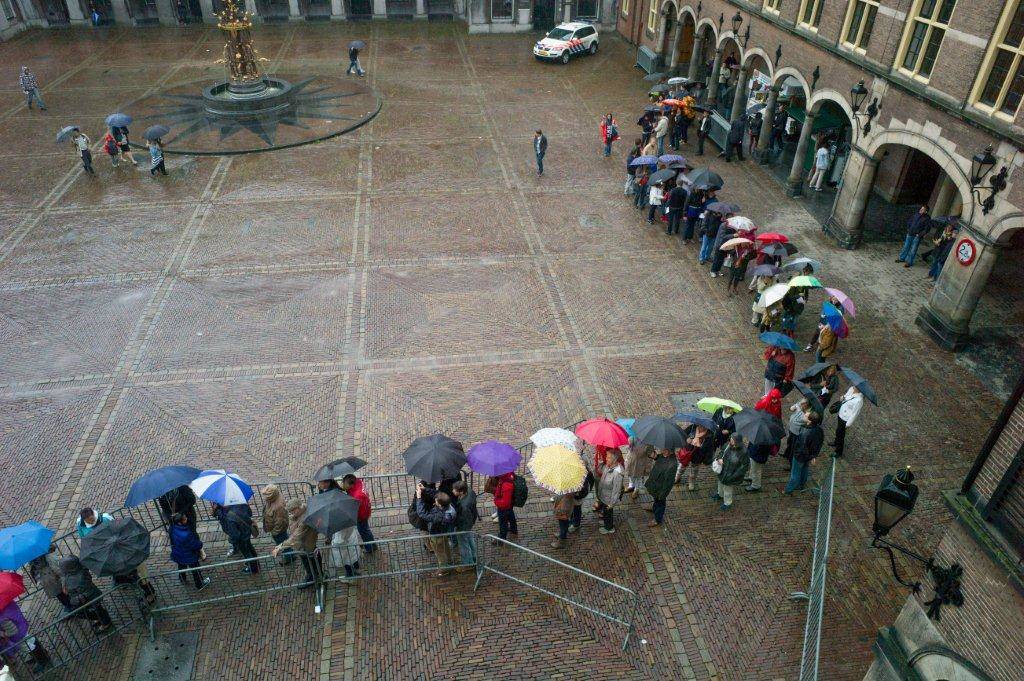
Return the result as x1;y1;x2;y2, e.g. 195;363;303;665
573;471;594;500
511;474;529;508
407;500;427;531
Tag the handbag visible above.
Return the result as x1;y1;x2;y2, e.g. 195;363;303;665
250;521;260;538
828;400;843;415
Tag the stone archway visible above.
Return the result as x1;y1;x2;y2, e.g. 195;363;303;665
656;1;679;63
690;19;718;84
708;34;741;113
665;7;696;73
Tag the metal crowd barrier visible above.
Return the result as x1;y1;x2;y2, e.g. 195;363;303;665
314;531;477;584
474;534;638;651
790;455;839;681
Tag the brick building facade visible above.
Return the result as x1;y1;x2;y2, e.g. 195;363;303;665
865;372;1024;681
615;0;1024;351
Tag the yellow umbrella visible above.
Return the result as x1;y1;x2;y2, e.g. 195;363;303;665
528;444;587;495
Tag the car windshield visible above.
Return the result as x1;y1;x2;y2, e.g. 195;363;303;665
546;28;574;39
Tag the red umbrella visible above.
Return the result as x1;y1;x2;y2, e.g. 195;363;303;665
575;418;629;448
0;571;25;609
755;232;789;243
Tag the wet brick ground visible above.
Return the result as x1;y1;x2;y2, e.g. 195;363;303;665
0;20;1013;681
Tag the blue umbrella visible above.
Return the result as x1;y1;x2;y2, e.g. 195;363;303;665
189;469;254;506
760;331;799;352
124;465;202;508
673;412;717;430
629;155;658;167
658;154;686;164
615;418;636;438
0;521;54;570
105;112;132;128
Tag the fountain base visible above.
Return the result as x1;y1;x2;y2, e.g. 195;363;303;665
202;78;295;117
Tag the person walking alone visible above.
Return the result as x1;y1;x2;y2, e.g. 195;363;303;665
149;138;167;176
600;113;619;157
111;126;138;167
19;67;46;111
723;117;746;162
71;130;94;175
533;130;547;176
347;45;365;76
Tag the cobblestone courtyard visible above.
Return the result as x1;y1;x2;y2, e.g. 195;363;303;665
0;21;1009;681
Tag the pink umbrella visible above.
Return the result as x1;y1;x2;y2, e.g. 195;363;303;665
825;288;856;317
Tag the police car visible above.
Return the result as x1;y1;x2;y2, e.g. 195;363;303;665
533;22;599;64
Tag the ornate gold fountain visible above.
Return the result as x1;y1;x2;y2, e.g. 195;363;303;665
216;0;266;93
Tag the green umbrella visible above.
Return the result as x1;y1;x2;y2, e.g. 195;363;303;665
789;275;823;289
696;397;743;414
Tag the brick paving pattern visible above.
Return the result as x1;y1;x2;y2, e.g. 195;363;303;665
0;20;1010;681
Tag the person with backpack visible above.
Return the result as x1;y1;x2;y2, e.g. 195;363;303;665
600;113;619;157
102;132;120;167
169;513;210;590
450;480;478;569
645;450;677;527
415;484;456;576
489;472;518;542
594;449;625;535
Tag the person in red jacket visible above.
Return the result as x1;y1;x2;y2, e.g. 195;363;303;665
489;472;517;542
341;474;375;554
763;346;795;396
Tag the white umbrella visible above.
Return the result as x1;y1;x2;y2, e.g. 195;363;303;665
189;469;253;506
529;427;579;451
726;216;756;231
761;282;791;308
782;257;822;274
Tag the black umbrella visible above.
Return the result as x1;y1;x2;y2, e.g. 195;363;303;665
761;243;787;258
649;84;671;94
753;264;780;277
143;124;170;141
673;411;717;431
313;456;368;482
685;168;724;190
692;104;714;113
648;168;677;185
782;242;799;256
706;201;740;214
643;71;666;82
840;367;877;405
792;381;824;414
348;40;366;50
56;125;80;144
732;410;786;446
80;518;150;577
402;434;466;483
633;416;686;450
303;489;359;535
798;362;837;381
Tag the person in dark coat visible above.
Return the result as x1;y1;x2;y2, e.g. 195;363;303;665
723;118;746;161
347;45;365;76
416;485;457;576
699;209;722;264
785;411;824;494
169;513;210;590
645;450;678;527
695;110;712;156
770;109;787;152
711;407;736;448
927;222;958;282
709;215;737;277
534;130;548;176
678;424;716;491
713;435;750;510
683;188;706;242
214;502;259;573
896;205;931;267
59;556;112;632
451;480;478;569
158;484;198;533
665;183;688;236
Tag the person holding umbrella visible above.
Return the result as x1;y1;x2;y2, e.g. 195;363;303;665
625;138;642;196
339;474;375;554
415;483;456;576
676;420;715;490
0;575;51;674
71;129;94;175
271;499;319;589
831;385;864;457
347;40;366;77
646;176;666;224
644;450;677;526
815;319;838;364
784;410;824;495
59;556;112;633
763;339;796;396
712;434;749;510
107;116;138;167
594;449;625;535
148;137;167;177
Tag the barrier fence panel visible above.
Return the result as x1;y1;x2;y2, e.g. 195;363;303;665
314;531;477;584
475;534;637;650
2;584;148;681
793;455;839;681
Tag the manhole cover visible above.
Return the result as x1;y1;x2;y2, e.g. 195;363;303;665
133;631;198;681
669;391;707;414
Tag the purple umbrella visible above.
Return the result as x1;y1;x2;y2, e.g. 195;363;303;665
467;440;522;476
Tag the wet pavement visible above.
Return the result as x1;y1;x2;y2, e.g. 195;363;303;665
0;21;1017;681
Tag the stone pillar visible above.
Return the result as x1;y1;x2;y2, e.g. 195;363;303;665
66;0;86;23
668;20;683;70
932;175;958;217
198;0;216;23
111;0;131;24
373;0;387;18
756;85;779;163
330;0;345;18
706;48;723;106
786;109;816;197
415;0;426;17
729;64;748;122
916;225;1000;350
288;0;301;18
687;34;703;80
824;147;878;248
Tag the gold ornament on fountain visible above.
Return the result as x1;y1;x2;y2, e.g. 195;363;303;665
215;0;263;86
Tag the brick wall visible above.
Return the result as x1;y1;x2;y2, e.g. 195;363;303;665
973;379;1024;504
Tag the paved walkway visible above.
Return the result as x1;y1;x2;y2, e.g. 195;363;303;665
0;22;1008;681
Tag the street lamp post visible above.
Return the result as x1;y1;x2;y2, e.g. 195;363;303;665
870;468;965;621
970;145;1008;215
850;80;880;135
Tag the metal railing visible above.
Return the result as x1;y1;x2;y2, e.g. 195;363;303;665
790;455;839;681
474;534;638;650
315;531;477;583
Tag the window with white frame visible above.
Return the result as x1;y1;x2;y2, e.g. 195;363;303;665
899;0;957;80
491;0;512;20
647;0;659;33
763;0;782;12
843;0;879;49
798;0;825;29
973;0;1024;118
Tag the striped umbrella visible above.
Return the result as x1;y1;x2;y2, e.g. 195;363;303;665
189;469;254;506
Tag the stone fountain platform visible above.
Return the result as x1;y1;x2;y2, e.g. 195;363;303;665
127;74;380;155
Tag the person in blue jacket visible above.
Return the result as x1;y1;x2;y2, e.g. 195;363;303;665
170;513;210;590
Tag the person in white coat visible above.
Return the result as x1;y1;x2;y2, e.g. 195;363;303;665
654;114;669;155
595;449;625;535
832;385;863;457
330;524;361;579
